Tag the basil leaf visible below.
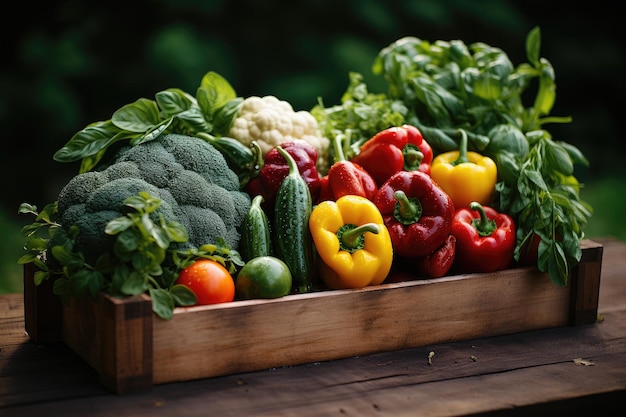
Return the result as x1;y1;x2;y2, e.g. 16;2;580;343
72;269;105;298
120;270;149;296
557;141;589;167
494;151;520;185
543;140;574;175
105;216;134;235
150;288;175;320
212;97;243;135
524;169;548;191
486;124;529;158
197;71;237;118
473;72;501;100
176;107;211;133
155;88;195;116
170;284;196;306
130;118;171;145
53;120;124;163
112;98;161;132
525;26;542;66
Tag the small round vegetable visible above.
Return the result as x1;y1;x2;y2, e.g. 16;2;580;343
235;256;292;299
175;259;235;305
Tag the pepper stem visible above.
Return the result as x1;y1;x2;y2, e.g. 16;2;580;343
469;201;497;237
452;129;469;166
337;223;380;253
250;140;264;172
402;143;424;171
393;190;423;225
332;133;347;163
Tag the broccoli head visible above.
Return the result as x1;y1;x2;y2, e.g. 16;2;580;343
57;133;251;264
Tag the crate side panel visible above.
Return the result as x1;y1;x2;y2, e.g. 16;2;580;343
151;267;571;384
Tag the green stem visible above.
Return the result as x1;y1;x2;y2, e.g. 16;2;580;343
393;190;422;225
337;223;379;253
250;140;264;171
332;133;347;162
194;131;215;141
402;143;424;171
469;201;496;237
452;129;469;166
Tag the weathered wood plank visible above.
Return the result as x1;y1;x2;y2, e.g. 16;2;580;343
2;306;625;416
152;265;573;384
17;240;605;393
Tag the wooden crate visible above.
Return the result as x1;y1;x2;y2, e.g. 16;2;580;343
23;239;604;395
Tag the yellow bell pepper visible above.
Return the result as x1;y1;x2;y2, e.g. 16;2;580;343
430;130;497;209
309;195;393;289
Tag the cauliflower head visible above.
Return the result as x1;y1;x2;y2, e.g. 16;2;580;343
228;95;331;173
57;134;251;264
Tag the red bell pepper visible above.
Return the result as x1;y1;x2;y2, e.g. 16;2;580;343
451;202;516;273
389;234;456;279
317;135;378;203
351;124;433;187
415;234;456;278
245;140;321;209
373;170;454;258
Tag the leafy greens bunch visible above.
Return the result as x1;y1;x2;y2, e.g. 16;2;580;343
53;71;245;175
312;27;592;286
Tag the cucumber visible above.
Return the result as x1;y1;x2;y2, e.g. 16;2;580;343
273;146;314;293
240;195;272;262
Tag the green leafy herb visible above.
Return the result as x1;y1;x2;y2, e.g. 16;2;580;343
53;71;242;173
311;72;409;161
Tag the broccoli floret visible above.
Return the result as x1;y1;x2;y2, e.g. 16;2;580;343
57;171;110;210
57;134;251;264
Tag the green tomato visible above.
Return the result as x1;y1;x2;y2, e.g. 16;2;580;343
235;256;292;299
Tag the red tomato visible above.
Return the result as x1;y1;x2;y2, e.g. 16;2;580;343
175;259;235;305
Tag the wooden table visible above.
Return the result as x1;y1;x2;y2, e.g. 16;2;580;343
1;238;625;416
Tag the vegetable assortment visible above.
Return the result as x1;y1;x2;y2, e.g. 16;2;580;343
19;27;594;319
314;27;592;287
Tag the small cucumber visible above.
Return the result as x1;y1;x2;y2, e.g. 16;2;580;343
240;195;272;262
273;146;314;293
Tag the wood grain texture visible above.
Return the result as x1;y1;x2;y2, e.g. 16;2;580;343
19;241;604;393
152;265;573;384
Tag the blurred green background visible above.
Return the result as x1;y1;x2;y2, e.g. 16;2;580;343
1;0;624;293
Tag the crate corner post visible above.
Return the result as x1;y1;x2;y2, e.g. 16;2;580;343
23;263;62;344
98;293;155;394
569;240;604;326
